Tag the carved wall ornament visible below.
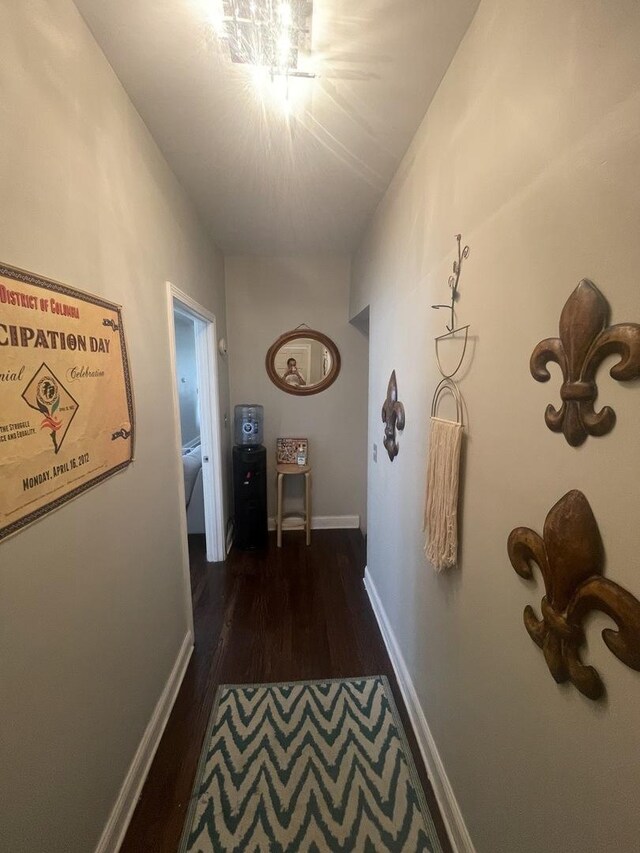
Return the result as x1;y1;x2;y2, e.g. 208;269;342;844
381;370;405;461
530;279;640;446
508;490;640;700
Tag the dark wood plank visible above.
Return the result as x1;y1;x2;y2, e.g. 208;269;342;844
120;530;452;853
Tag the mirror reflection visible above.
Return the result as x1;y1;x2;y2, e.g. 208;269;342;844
266;329;341;395
274;337;333;389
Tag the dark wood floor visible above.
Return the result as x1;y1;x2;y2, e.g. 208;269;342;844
121;530;452;853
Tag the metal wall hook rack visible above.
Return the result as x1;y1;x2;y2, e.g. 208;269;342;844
431;377;464;425
432;233;470;333
432;234;472;379
435;324;470;379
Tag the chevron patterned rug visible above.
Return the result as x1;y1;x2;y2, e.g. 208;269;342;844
178;675;443;852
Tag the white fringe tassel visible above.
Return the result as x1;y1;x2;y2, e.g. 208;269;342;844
424;416;463;571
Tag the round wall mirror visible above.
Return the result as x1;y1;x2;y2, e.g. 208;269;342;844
265;329;341;395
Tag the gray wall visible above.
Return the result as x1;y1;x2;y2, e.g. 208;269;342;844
174;313;200;446
226;255;368;526
0;2;229;851
352;1;640;851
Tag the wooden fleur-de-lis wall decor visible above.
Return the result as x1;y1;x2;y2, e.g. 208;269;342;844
530;279;640;446
508;490;640;700
381;370;405;461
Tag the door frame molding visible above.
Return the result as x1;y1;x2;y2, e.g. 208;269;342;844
166;282;226;603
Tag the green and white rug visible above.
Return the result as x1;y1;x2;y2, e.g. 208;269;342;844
179;675;443;852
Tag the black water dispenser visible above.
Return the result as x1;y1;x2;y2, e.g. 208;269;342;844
232;405;267;550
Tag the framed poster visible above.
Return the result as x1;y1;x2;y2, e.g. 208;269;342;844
276;438;308;465
0;262;134;542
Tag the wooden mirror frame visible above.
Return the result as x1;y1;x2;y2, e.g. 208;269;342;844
265;329;341;396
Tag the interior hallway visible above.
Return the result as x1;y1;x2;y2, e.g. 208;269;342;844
3;2;640;851
121;531;451;853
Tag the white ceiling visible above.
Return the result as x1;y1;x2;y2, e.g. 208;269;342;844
75;0;479;254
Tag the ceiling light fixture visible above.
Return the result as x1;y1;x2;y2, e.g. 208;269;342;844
220;0;315;82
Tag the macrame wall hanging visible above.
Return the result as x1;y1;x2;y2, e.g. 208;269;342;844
424;235;471;571
424;379;464;571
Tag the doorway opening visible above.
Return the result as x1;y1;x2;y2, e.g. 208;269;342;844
350;304;370;560
167;283;225;573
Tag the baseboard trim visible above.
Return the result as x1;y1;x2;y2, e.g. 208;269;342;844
95;630;194;853
267;514;360;531
364;568;476;853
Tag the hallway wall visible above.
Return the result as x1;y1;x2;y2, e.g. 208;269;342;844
226;255;368;527
351;0;640;850
0;2;229;851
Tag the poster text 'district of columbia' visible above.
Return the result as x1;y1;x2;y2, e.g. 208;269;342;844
0;263;134;542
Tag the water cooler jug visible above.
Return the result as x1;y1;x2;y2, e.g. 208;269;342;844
232;405;267;550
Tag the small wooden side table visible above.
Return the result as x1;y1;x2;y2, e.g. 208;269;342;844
276;464;311;548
